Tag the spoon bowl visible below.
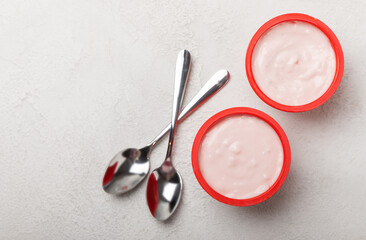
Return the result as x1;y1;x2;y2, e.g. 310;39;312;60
146;161;182;221
103;146;151;194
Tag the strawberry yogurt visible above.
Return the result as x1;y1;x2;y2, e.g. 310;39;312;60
251;20;336;106
198;114;284;199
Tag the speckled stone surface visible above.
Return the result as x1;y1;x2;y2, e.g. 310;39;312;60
1;0;365;239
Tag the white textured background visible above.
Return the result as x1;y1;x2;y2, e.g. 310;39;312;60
1;0;365;239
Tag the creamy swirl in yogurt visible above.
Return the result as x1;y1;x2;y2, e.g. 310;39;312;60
252;21;336;106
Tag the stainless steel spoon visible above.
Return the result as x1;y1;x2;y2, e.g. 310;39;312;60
102;69;230;195
146;49;191;221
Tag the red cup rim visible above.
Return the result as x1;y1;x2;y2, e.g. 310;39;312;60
245;13;344;112
191;107;291;206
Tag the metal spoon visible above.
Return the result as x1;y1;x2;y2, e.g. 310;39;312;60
146;49;191;221
102;70;230;195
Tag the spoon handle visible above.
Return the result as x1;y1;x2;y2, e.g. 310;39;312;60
165;50;191;160
149;69;229;147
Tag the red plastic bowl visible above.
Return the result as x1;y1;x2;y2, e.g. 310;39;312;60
245;13;344;112
191;107;291;206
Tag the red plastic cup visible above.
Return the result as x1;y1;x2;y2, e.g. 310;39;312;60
245;13;344;112
191;107;291;206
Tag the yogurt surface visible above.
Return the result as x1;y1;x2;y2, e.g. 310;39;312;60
198;114;284;199
252;21;336;106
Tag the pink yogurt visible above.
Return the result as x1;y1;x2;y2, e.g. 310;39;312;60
252;21;336;106
198;114;284;199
